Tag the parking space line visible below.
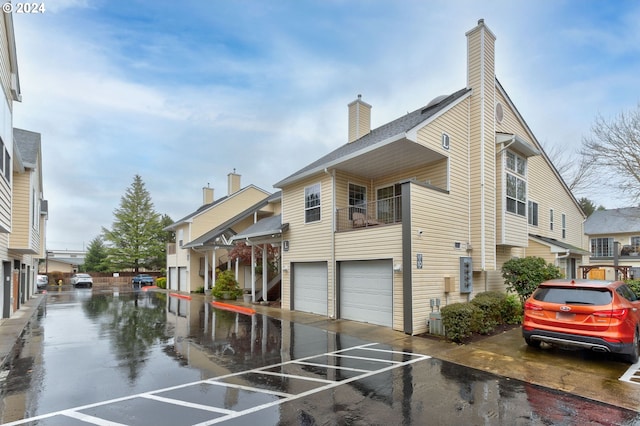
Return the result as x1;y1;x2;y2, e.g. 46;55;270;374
5;343;430;426
619;362;640;384
142;394;236;414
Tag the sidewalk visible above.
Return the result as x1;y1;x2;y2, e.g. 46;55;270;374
1;292;639;413
0;292;46;370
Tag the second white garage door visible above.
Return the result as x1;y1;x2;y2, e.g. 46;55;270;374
292;262;328;316
340;259;393;327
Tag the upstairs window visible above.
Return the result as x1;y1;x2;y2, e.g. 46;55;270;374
562;213;566;239
528;201;538;226
505;151;527;217
549;209;554;231
591;237;613;257
348;183;366;220
305;183;321;223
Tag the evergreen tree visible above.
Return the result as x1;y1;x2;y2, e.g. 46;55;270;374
84;236;109;272
102;175;164;272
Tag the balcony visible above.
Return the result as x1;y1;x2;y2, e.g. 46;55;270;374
336;196;402;232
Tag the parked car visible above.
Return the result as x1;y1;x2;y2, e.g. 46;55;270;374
71;273;93;288
36;274;48;289
132;274;154;287
523;279;640;363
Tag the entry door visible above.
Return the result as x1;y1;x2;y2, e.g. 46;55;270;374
340;259;393;327
292;262;327;316
169;267;178;290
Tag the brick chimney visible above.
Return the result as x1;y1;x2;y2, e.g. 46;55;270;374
202;185;214;205
348;94;371;143
228;170;241;195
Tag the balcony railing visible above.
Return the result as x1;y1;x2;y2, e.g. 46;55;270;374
336;196;402;232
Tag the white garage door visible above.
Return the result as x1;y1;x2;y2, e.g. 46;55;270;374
293;262;327;316
169;267;178;291
340;259;393;327
179;267;187;292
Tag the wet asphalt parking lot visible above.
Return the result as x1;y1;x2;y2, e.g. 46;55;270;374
0;288;639;425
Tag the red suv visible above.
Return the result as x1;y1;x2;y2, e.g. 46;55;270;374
522;279;640;363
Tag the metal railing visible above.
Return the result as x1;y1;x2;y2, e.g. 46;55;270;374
336;195;402;232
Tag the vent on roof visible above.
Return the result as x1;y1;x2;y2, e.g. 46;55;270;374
426;94;448;109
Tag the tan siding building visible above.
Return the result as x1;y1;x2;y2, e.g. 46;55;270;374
273;20;586;335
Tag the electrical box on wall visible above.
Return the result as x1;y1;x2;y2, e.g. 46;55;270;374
459;256;473;294
444;276;455;293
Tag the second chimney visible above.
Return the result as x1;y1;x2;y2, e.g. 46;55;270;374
348;94;371;143
228;170;241;195
203;185;214;205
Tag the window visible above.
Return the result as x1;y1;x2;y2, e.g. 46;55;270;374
505;151;526;216
4;150;9;182
305;183;321;223
528;201;538;226
549;209;554;231
376;183;402;223
591;237;613;257
348;183;366;220
631;236;640;251
561;213;566;239
0;138;3;175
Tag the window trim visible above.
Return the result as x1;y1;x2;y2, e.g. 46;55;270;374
505;150;527;217
347;182;367;220
528;200;538;226
304;183;321;223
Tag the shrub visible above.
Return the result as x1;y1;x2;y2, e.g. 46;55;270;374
501;256;562;304
626;280;640;296
212;270;242;300
156;277;167;289
501;293;523;324
441;302;482;343
471;292;503;334
193;286;205;294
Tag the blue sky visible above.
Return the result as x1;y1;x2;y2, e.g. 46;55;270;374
12;0;640;250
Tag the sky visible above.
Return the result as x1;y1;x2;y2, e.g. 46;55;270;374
11;0;640;250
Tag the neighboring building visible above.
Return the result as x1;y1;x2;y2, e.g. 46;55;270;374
164;172;276;293
584;207;640;280
273;20;586;334
0;12;49;320
43;249;85;274
9;129;47;314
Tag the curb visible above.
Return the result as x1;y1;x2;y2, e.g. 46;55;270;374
0;292;47;370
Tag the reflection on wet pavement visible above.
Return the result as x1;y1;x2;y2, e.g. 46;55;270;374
1;289;639;425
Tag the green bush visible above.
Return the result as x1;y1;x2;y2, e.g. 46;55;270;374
471;292;503;334
501;256;562;304
441;302;482;343
626;280;640;296
156;277;167;289
193;286;205;294
501;293;523;324
212;270;242;300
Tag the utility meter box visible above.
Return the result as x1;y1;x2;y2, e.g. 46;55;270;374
460;256;473;294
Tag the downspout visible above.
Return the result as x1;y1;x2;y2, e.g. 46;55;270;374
325;167;336;319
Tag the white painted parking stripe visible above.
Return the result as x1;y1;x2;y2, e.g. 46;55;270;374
619;361;640;384
204;379;294;399
142;394;236;414
6;343;430;426
290;360;371;373
62;410;129;425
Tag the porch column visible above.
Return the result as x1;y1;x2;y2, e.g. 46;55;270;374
262;244;268;302
251;244;256;302
211;248;216;289
204;251;209;290
235;257;239;282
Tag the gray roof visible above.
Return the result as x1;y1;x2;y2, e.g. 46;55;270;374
274;88;471;187
230;214;287;242
14;128;41;167
182;191;282;248
584;207;640;235
529;234;590;255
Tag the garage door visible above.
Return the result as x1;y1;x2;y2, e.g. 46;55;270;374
292;262;327;316
340;259;393;327
169;267;178;291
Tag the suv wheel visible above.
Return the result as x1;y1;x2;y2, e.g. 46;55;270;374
626;330;640;364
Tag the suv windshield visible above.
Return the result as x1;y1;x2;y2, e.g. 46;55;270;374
533;287;612;306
